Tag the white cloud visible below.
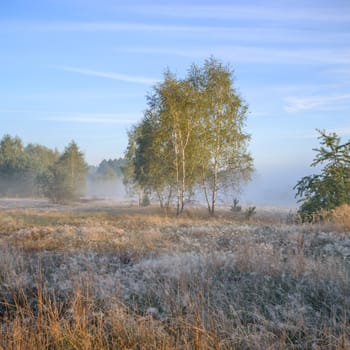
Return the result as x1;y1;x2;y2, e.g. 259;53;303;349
284;93;350;113
51;65;157;85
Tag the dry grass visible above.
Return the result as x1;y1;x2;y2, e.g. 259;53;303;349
330;204;350;231
0;203;350;349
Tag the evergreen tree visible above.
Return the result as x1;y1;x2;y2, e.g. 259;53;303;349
294;130;350;221
38;141;88;203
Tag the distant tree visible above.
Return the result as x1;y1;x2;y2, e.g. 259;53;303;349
38;141;88;203
98;160;117;180
25;143;60;175
0;135;30;196
95;158;125;180
25;143;60;195
88;158;126;184
294;130;350;221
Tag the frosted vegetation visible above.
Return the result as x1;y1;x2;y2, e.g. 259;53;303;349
0;201;350;349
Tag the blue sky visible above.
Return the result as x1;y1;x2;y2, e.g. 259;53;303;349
1;0;349;205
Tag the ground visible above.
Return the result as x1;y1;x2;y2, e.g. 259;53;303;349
0;199;349;349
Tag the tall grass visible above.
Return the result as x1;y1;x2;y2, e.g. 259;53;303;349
0;207;350;349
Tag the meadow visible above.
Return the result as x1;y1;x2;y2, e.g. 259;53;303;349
0;199;350;349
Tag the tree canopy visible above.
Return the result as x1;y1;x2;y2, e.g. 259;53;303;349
37;141;88;203
125;57;253;214
0;135;60;196
0;135;88;202
294;130;350;221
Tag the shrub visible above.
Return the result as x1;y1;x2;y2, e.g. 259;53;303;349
244;206;256;220
230;198;242;212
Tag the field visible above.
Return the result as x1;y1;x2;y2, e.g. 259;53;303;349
0;199;350;349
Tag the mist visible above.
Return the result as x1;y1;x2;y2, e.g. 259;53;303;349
239;164;313;208
83;166;303;209
85;177;127;200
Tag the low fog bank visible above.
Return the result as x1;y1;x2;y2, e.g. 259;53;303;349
85;178;127;200
239;165;310;208
0;165;307;211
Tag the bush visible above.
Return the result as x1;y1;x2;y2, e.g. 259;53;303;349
244;206;256;220
230;198;242;212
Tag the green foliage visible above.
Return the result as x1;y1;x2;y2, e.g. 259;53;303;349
294;130;350;221
89;158;125;181
0;135;28;175
124;93;178;210
124;57;253;215
25;143;60;174
0;135;61;197
37;141;88;203
244;206;256;220
0;135;29;195
188;57;253;214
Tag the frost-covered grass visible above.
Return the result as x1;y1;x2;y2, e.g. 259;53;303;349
0;205;350;349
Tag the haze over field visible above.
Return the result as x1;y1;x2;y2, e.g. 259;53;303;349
1;0;349;206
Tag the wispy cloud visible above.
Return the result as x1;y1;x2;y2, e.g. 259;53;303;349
284;93;350;113
39;113;141;125
1;21;237;33
131;4;350;22
51;65;157;85
3;20;349;54
119;46;350;65
3;20;349;44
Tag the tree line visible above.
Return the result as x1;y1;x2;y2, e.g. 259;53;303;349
88;158;126;182
0;135;125;203
0;135;88;202
124;57;254;215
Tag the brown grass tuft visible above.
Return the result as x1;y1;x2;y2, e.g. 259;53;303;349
330;204;350;231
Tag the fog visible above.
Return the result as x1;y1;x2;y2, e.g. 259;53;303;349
85;178;127;200
239;165;312;208
0;177;38;198
0;165;308;210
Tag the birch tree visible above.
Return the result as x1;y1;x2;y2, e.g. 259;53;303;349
189;58;253;214
124;57;253;215
155;71;199;214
